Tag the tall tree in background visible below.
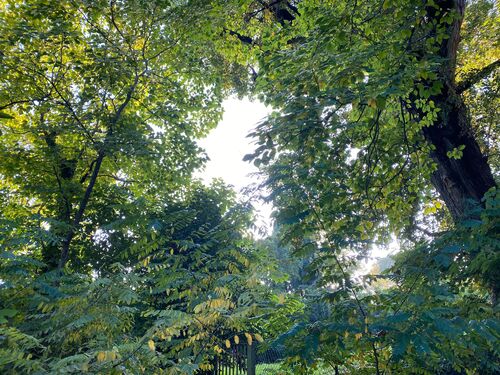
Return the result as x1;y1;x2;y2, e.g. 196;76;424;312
0;0;246;271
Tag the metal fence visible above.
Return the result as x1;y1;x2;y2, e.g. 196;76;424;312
213;344;254;375
211;343;285;375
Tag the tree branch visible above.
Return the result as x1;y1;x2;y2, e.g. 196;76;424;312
246;0;298;23
100;173;138;184
79;159;97;184
414;225;445;238
58;150;105;269
58;74;140;269
222;28;253;45
456;59;500;94
0;94;50;111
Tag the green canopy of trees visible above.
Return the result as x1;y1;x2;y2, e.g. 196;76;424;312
0;0;498;374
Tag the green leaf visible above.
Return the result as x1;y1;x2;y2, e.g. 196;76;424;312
280;210;310;225
0;309;18;323
392;333;410;361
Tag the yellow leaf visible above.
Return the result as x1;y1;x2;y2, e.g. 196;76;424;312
355;333;363;341
148;340;156;351
96;352;106;362
106;351;117;361
245;333;253;346
234;335;240;344
225;339;231;349
277;294;286;304
133;37;145;51
368;98;377;108
255;333;264;343
200;363;213;371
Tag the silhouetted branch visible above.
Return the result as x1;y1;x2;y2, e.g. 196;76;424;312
456;59;500;94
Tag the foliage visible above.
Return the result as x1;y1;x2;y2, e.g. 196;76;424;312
258;192;499;374
0;1;268;373
0;0;244;270
0;0;499;374
0;183;271;374
214;0;500;374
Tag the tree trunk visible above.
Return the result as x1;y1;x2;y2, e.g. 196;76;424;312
420;0;498;305
423;86;495;221
41;129;75;269
58;150;105;269
423;0;496;222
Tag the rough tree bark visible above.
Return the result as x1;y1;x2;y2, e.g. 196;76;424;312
421;0;498;305
423;0;497;222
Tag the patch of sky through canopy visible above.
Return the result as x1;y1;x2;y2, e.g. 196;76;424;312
197;97;272;234
198;97;398;269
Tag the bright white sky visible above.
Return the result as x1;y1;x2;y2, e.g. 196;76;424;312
197;97;273;234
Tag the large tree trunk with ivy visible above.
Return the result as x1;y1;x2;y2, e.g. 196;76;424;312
422;0;498;304
422;0;497;223
424;81;496;222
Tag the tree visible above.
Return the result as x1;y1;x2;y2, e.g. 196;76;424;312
224;0;499;298
212;0;499;373
0;1;268;373
0;0;242;271
1;1;498;373
0;182;268;374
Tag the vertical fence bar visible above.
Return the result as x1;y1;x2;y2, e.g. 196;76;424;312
211;343;259;375
245;345;248;375
247;344;256;375
236;346;239;375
